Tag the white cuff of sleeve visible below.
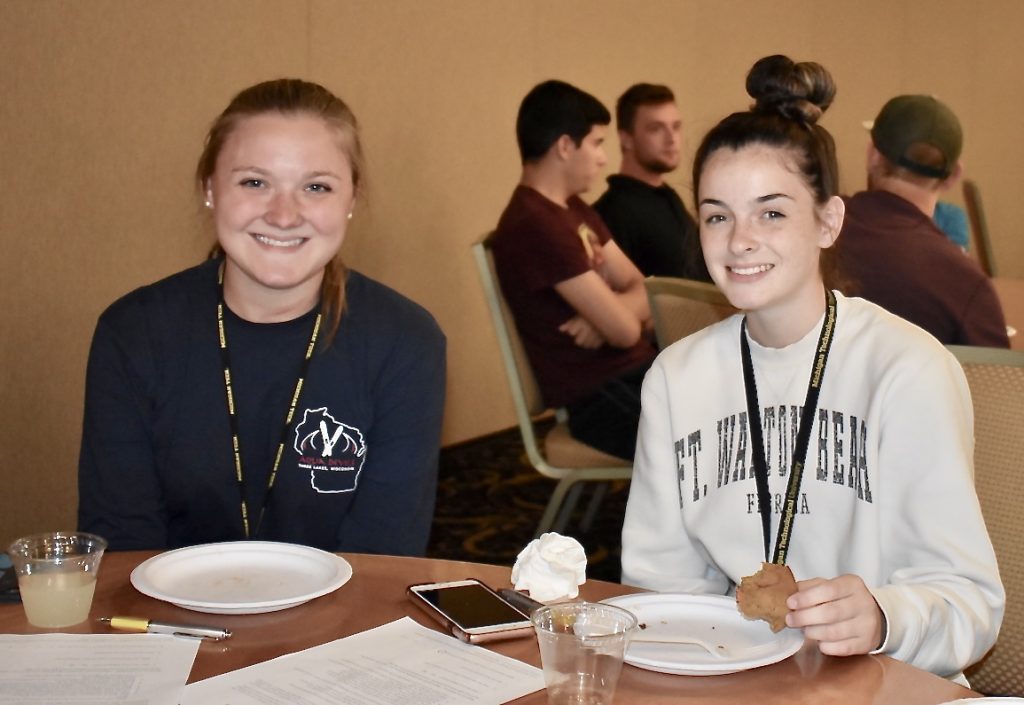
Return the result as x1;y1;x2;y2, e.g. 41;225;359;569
869;589;890;655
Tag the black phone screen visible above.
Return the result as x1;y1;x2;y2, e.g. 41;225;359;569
415;583;529;629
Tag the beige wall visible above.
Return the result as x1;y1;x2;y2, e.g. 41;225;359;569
2;0;1022;548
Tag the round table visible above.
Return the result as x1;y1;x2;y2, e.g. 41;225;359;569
0;551;978;704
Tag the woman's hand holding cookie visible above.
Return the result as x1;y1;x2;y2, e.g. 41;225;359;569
786;575;885;656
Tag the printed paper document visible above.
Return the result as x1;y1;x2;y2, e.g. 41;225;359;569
182;616;545;705
0;633;199;705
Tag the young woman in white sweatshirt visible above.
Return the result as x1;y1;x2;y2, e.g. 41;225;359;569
620;54;1003;678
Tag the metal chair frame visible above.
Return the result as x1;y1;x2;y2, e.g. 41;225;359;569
472;235;632;537
644;276;736;349
963;179;997;277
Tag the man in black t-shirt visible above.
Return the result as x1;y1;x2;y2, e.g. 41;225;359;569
594;84;710;281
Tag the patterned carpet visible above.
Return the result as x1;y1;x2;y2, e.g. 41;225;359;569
426;421;629;583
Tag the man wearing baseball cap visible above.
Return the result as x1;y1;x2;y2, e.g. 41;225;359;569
838;95;1009;347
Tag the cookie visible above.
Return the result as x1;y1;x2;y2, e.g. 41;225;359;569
736;562;797;632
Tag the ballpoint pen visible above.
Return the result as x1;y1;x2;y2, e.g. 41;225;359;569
498;588;545;616
99;616;232;640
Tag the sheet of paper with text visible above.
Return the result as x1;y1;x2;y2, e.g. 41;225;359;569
182;616;545;705
0;633;199;705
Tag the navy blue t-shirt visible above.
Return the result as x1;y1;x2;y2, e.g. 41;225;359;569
78;259;446;555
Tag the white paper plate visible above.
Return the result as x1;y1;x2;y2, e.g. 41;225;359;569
603;593;804;676
130;541;352;614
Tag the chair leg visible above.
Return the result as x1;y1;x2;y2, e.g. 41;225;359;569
579;482;609;533
552;482;585;534
536;476;577;537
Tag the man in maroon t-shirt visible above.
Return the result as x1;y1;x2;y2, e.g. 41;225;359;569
838;95;1008;347
492;80;657;460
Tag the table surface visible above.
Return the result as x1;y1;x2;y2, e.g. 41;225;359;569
0;551;979;704
993;277;1022;351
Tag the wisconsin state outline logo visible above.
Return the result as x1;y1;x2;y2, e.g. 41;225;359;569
293;407;367;493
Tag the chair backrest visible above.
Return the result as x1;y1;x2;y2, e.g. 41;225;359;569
963;179;997;277
472;234;548;452
952;345;1024;695
645;276;737;349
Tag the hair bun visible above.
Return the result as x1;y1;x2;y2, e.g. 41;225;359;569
745;54;836;125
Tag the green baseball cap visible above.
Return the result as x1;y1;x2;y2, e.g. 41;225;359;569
870;95;962;179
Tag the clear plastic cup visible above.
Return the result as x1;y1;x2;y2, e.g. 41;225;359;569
532;601;637;705
7;532;107;628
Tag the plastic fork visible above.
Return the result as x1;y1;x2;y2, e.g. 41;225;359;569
630;633;733;659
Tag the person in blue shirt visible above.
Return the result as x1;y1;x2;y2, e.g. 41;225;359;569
933;200;969;250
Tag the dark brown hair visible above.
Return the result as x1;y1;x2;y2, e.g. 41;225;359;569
692;55;843;289
616;83;675;133
516;80;610;163
197;78;364;342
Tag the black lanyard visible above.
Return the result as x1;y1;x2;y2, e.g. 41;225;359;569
216;270;321;538
740;289;837;565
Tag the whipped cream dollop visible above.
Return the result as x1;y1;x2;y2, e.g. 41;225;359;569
511;532;587;602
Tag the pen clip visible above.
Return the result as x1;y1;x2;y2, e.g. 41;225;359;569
168;628;231;641
148;622;231;640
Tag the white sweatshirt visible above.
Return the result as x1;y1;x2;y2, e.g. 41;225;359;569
622;292;1004;677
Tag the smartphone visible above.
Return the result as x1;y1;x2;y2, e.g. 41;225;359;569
407;578;534;644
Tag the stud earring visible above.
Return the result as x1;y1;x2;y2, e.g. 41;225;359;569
347;211;353;220
204;199;213;209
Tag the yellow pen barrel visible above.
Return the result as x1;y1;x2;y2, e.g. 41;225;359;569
109;616;150;632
